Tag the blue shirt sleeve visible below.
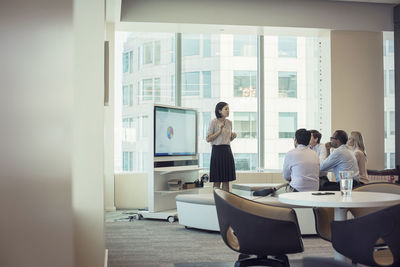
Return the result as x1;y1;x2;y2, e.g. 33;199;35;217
320;150;340;172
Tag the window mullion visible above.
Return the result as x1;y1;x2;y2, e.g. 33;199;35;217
257;35;265;169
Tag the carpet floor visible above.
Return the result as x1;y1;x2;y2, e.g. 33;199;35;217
106;216;336;267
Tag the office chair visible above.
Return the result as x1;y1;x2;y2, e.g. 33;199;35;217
331;203;400;267
213;188;304;267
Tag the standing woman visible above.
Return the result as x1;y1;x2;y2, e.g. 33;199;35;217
347;131;368;184
206;102;237;191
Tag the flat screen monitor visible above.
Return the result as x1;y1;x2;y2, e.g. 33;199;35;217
154;106;197;157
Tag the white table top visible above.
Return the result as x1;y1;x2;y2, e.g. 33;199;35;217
278;191;400;208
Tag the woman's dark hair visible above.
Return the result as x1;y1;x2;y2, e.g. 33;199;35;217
215;102;228;118
309;130;322;144
335;130;348;145
295;128;311;146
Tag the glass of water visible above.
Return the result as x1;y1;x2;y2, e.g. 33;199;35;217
339;171;353;197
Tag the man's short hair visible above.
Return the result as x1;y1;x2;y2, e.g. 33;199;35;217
335;130;348;145
309;130;321;144
295;128;311;146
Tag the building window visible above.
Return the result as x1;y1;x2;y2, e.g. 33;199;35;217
234;112;257;138
384;111;387;139
154;41;161;65
122;85;129;106
202;112;211;139
129;85;133;106
279;112;297;138
122;151;134;171
123;52;129;73
279;71;297;98
389;69;394;96
390;153;395;169
203;35;211;57
234;70;257;97
278;37;297;58
389;111;395;135
234;153;258;171
278;153;286;169
154;78;161;102
182;34;200;56
129;51;133;73
142;79;153;101
143;42;153;64
233;35;257;57
202;71;211;98
182;71;200;96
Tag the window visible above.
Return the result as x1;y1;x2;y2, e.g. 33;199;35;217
182;72;200;96
279;112;297;138
384;111;387;139
122;85;129;106
389;111;395;135
389;70;394;96
116;32;327;172
234;112;257;138
233;35;256;57
278;153;286;170
154;78;161;102
234;153;258;171
142;79;153;101
385;153;388;169
129;85;133;106
202;71;211;98
383;33;395;171
122;152;134;171
154;41;161;65
203;35;211;57
123;52;129;73
182;34;200;56
143;42;153;64
278;37;297;58
129;51;133;73
279;71;297;98
390;153;395;169
202;112;211;139
234;70;257;97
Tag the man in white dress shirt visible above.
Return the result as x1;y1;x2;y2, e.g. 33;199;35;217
282;129;320;192
320;130;360;191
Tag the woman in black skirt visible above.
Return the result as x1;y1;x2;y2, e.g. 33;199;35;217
206;102;237;191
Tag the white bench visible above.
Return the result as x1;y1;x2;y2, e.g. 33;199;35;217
176;194;219;231
176;185;317;235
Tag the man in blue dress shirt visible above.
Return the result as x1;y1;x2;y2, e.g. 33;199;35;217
320;130;360;190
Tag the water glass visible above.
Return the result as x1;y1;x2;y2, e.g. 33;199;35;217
339;171;353;197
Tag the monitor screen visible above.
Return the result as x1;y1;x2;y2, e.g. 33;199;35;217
154;106;197;156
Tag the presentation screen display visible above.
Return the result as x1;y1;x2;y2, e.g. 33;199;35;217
154;106;197;156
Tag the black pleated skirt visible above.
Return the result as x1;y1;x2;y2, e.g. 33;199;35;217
209;145;236;182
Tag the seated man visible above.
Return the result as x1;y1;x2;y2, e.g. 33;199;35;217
309;129;329;189
282;128;320;192
320;130;360;191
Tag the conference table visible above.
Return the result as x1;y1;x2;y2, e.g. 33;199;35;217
278;191;400;261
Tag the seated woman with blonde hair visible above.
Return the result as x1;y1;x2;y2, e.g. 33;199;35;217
347;131;368;184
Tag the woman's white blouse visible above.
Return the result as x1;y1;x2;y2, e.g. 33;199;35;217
207;118;232;145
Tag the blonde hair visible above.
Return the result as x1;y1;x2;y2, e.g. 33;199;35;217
350;131;366;156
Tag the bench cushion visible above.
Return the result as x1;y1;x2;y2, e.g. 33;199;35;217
176;194;215;205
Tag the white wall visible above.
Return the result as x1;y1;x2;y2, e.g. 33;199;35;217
0;1;74;266
73;0;106;266
120;0;394;32
331;30;384;169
